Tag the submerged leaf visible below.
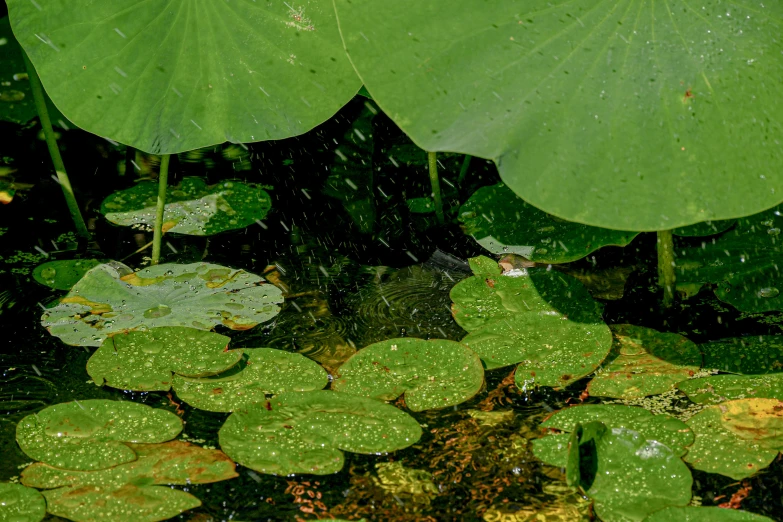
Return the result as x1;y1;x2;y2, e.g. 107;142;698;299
32;259;102;290
0;483;45;522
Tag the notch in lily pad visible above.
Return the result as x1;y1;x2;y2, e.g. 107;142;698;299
331;337;484;411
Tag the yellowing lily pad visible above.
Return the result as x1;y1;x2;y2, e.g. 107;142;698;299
0;483;45;522
16;400;182;471
41;262;283;347
700;336;783;374
719;398;783;451
87;327;241;392
643;506;774;522
331;338;484;411
32;259;102;290
678;373;783;405
172;348;329;412
218;391;421;475
586;325;702;399
101;177;272;236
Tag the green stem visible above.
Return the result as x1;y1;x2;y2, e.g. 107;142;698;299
23;52;89;239
427;151;445;224
457;154;472;186
151;155;171;265
657;230;676;308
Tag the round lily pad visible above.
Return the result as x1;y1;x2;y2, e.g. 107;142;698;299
700;336;783;375
331;337;484;411
32;259;102;290
586;325;702;399
87;327;242;392
531;433;571;468
219;391;422;475
16;399;182;471
459;183;639;263
684;400;779;480
643;506;774;522
41;262;284;347
172;348;329;412
101;177;272;236
0;483;45;522
678;373;783;405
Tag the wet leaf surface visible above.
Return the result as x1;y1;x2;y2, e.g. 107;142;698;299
16;400;182;471
32;259;102;291
331;337;484;411
678;373;783;405
87;327;241;392
218;390;421;475
643;506;774;521
587;325;702;399
42;262;283;346
719;398;783;451
172;348;329;412
0;483;45;522
700;336;783;374
101;177;272;236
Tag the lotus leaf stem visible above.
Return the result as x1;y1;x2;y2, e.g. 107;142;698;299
427;151;445;224
457;154;472;186
151;154;171;265
657;229;676;308
23;52;89;240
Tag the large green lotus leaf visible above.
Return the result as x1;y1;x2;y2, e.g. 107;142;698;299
7;0;361;154
331;337;484;411
459;183;638;263
678;373;783;405
684;400;778;479
451;262;604;333
643;506;774;522
41;262;284;347
334;0;783;232
677;208;783;312
719;398;783;451
16;400;182;471
101;178;272;236
700;336;783;374
172;348;329;412
587;325;702;399
32;259;102;291
673;220;737;237
0;483;45;522
219;390;421;475
87;327;241;392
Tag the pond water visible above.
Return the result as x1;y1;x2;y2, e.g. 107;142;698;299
2;98;783;522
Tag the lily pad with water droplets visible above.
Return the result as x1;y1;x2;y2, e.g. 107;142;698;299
219;390;421;475
678;373;783;405
172;348;329;412
41;262;283;347
331;337;483;411
700;336;783;375
586;325;702;399
459;183;638;263
101;177;272;236
87;327;241;392
32;259;102;291
16;399;182;471
643;506;774;522
0;483;45;522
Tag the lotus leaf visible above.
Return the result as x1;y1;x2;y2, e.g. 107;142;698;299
719;398;783;451
218;390;421;475
678;373;783;405
16;399;182;471
643;506;774;522
673;220;736;238
41;262;283;347
101;177;272;236
700;336;783;374
331;337;484;411
32;259;102;290
7;0;361;154
87;327;241;392
587;325;702;399
459;183;638;263
677;207;783;312
334;0;783;231
531;433;571;468
684;400;779;479
172;348;329;412
0;483;45;522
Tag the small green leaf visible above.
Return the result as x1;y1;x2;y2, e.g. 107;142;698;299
701;336;783;374
0;483;45;522
678;373;783;405
32;259;103;290
643;506;774;522
467;255;501;277
331;337;484;411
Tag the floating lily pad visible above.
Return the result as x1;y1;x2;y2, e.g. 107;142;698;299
101;177;272;236
32;259;102;290
459;183;638;263
219;391;421;475
467;255;501;277
16;400;182;471
172;348;329;412
0;483;45;522
586;325;702;399
531;433;571;468
42;262;283;347
87;327;241;392
720;398;783;451
684;399;780;479
678;373;783;405
701;336;783;374
643;506;774;522
331;337;483;411
673;220;737;237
